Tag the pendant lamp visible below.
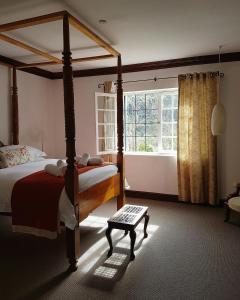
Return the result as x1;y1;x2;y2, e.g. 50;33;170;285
211;46;226;135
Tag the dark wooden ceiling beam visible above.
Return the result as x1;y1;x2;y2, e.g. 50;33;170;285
1;51;240;80
0;54;55;79
53;51;240;79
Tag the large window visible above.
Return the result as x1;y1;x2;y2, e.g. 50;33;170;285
124;89;178;153
95;89;178;154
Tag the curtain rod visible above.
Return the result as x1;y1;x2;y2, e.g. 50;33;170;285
97;72;224;88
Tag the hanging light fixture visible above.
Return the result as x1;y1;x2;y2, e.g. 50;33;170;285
211;46;226;136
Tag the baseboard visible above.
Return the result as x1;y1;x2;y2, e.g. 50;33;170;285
125;190;178;202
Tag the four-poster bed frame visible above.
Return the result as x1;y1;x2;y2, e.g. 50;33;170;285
0;11;125;271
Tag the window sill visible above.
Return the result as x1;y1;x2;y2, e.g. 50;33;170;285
124;151;177;157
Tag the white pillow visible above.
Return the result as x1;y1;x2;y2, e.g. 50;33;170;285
27;146;46;161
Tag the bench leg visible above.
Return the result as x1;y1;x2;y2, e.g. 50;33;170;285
144;214;149;238
106;226;113;257
130;229;136;261
124;230;128;236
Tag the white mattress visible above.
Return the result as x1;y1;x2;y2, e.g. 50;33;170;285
0;159;118;229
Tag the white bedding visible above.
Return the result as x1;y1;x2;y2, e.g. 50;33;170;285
0;159;118;229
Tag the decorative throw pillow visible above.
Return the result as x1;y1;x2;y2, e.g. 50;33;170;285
0;145;46;162
0;146;32;168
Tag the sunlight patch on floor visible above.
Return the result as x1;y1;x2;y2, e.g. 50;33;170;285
78;215;159;273
94;266;118;279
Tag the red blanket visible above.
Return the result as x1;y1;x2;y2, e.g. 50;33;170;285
11;165;105;239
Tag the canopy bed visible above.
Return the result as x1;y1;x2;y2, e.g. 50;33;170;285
0;11;125;271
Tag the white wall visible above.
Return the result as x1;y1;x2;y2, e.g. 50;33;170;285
48;61;240;198
0;67;53;153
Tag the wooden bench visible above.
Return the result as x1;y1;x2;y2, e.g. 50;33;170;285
106;204;149;260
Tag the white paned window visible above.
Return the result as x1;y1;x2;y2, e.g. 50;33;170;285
95;92;117;154
124;89;178;153
95;89;178;154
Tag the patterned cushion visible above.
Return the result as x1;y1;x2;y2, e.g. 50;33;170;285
0;146;32;168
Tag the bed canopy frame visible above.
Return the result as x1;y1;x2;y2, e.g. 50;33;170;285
0;11;125;271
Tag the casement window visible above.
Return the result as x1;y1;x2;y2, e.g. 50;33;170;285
95;89;178;154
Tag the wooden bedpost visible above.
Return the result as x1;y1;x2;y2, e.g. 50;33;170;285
12;67;19;145
117;55;125;209
62;13;80;272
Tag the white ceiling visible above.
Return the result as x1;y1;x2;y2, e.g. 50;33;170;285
0;0;240;71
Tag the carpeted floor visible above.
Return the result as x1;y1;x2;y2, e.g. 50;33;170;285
1;198;240;300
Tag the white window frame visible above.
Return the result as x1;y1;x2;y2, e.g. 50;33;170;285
95;92;117;154
123;88;178;155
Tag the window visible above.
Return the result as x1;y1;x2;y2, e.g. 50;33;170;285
95;92;117;154
95;89;178;154
124;89;178;153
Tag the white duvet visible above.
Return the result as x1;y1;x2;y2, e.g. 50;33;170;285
0;159;118;229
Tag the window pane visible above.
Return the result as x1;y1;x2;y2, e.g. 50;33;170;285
97;96;115;109
173;95;178;108
146;109;159;123
136;137;146;151
98;110;104;123
173;138;177;151
125;94;135;110
162;123;172;136
162;95;172;108
173;109;178;121
136;109;145;123
98;111;115;123
146;124;159;136
126;124;135;136
136;124;145;137
146;94;158;109
162;109;172;122
126;137;135;152
98;139;105;152
98;125;104;138
125;107;135;123
105;138;114;151
146;137;158;152
173;123;177;136
136;94;145;110
162;138;172;151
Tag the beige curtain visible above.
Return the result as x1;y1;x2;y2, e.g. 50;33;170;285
103;81;116;152
177;72;218;205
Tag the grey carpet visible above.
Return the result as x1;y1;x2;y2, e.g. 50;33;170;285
1;198;240;300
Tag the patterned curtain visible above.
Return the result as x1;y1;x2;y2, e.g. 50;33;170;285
177;72;218;205
103;81;116;152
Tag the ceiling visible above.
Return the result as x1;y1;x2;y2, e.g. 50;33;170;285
0;0;240;71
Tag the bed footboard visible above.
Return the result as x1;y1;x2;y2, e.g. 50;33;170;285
78;173;120;221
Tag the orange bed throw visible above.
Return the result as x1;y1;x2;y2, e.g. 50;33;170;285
11;165;104;239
